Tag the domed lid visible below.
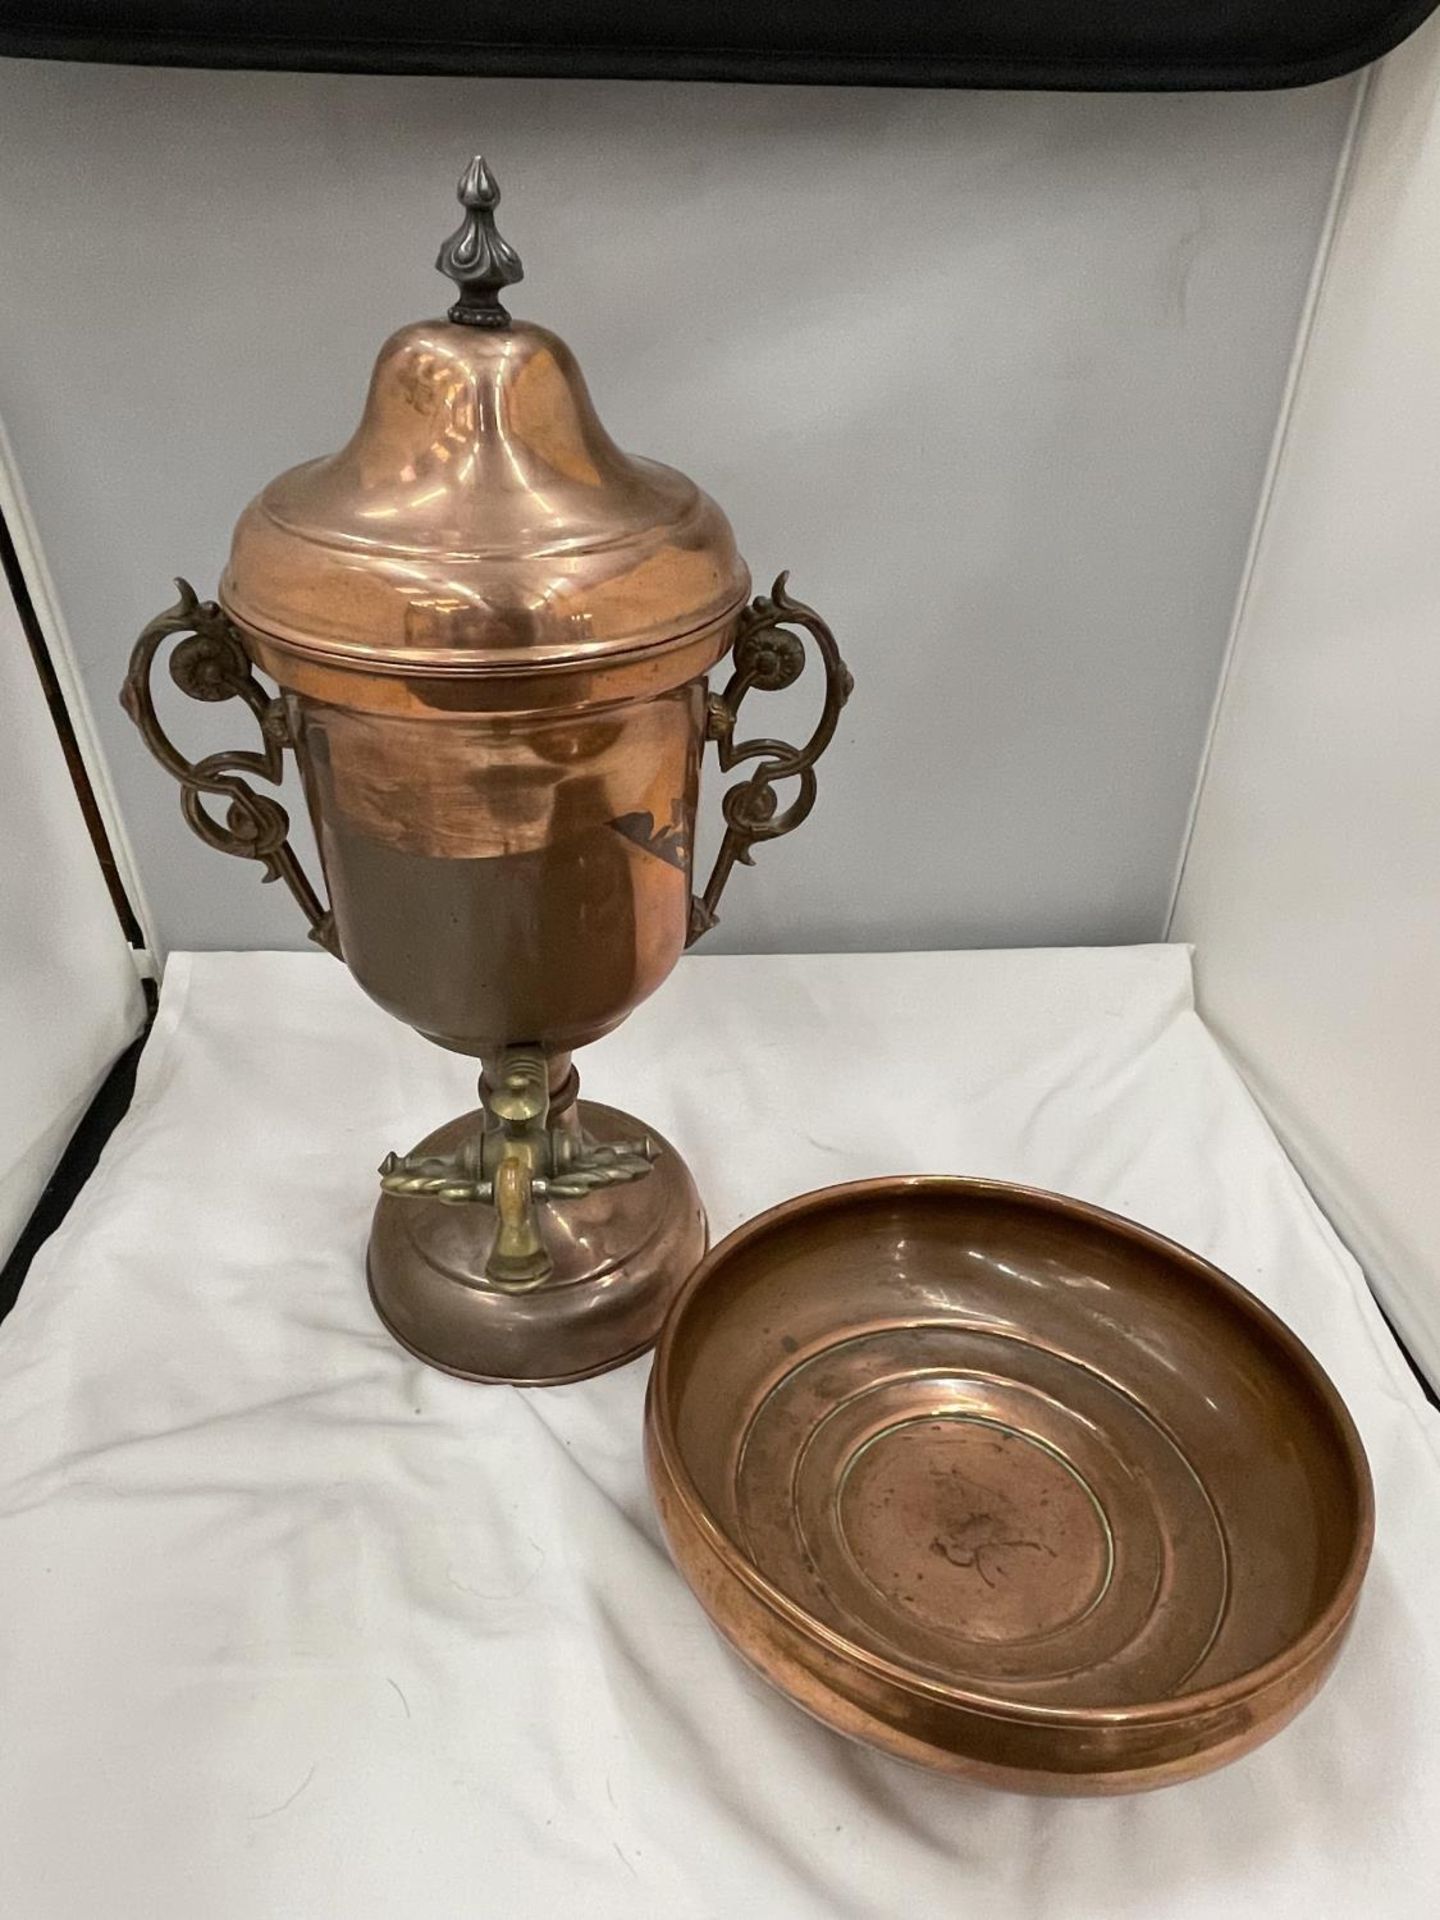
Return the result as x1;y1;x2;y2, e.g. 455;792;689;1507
220;158;748;677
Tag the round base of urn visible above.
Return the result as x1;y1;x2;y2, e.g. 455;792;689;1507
367;1100;707;1386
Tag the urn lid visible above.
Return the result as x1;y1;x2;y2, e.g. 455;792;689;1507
220;158;748;678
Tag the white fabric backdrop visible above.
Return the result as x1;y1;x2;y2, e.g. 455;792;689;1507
0;946;1436;1917
0;542;144;1264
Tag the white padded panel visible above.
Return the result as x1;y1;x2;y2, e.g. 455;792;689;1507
1174;15;1440;1385
0;509;144;1263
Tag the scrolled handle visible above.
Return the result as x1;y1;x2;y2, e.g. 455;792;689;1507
120;579;340;956
688;573;853;945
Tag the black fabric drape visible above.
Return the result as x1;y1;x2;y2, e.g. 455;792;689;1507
0;1;1433;90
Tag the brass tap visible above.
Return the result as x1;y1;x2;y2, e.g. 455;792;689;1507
378;1046;657;1289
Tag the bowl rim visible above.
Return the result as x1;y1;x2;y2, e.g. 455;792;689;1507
646;1173;1375;1732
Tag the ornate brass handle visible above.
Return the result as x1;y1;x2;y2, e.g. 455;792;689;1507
688;574;853;945
120;580;340;957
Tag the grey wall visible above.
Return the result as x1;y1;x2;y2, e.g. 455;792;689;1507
0;60;1356;954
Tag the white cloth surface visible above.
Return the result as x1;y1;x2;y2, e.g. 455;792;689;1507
1;945;1437;1919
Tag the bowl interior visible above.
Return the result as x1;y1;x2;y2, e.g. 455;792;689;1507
657;1182;1369;1712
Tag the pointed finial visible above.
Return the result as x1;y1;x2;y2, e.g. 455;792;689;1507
436;156;524;329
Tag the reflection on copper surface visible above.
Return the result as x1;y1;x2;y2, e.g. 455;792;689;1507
223;321;748;667
122;159;848;1389
648;1177;1372;1793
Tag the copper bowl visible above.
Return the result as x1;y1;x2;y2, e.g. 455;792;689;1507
645;1178;1373;1794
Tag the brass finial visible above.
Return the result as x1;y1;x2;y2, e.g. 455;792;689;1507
436;155;524;329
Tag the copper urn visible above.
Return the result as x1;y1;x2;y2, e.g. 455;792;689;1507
122;158;851;1385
